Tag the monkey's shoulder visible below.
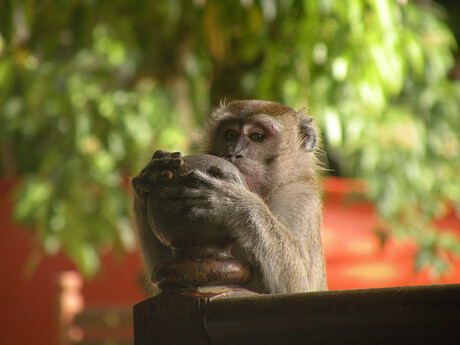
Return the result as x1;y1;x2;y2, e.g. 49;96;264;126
266;181;320;220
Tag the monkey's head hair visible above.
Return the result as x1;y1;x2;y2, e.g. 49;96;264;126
211;99;296;121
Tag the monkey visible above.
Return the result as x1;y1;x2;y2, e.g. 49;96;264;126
132;100;327;294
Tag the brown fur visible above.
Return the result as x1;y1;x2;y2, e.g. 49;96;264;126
132;100;327;294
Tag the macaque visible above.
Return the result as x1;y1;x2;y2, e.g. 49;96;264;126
132;100;327;294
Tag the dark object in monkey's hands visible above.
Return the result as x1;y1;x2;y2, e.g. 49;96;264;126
146;154;251;290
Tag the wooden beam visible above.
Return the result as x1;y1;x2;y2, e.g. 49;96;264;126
205;284;460;345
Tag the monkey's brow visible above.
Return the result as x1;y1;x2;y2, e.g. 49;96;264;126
215;115;280;135
215;118;241;130
247;115;280;134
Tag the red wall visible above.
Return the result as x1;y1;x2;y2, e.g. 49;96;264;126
0;179;145;345
1;177;460;345
322;177;460;289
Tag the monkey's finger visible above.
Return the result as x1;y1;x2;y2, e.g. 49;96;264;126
139;169;174;184
203;166;242;185
159;185;209;200
208;165;224;179
132;170;174;195
181;186;212;200
151;150;183;160
144;157;184;171
155;170;173;182
131;177;152;197
161;199;212;213
212;168;244;185
170;152;182;158
159;194;211;214
157;185;183;199
151;150;169;159
151;150;168;159
151;157;183;169
180;170;215;187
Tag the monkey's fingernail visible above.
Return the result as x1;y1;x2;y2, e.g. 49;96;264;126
171;152;182;158
152;150;166;159
179;171;197;183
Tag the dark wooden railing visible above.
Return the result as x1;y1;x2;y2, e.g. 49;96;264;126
134;283;460;345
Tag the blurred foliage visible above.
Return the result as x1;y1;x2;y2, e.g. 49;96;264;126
0;0;459;277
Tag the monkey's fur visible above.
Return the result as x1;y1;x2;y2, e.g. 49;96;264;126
132;100;327;294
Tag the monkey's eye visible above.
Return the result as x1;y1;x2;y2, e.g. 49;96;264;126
224;130;238;141
249;133;264;142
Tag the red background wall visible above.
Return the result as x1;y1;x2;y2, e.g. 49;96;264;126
322;178;460;288
1;177;459;345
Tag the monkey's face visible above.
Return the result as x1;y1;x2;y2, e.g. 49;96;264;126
206;101;318;198
209;116;285;196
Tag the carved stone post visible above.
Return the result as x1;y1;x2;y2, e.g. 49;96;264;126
133;154;256;345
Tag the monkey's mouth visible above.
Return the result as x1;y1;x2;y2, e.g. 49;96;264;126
242;174;254;186
236;168;260;192
227;159;249;173
225;158;261;192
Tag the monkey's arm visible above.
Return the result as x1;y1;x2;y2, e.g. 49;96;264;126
166;170;324;293
266;183;326;292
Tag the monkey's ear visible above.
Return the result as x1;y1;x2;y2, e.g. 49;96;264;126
298;117;317;152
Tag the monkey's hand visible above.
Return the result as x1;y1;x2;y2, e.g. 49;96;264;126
131;150;184;202
157;165;252;223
